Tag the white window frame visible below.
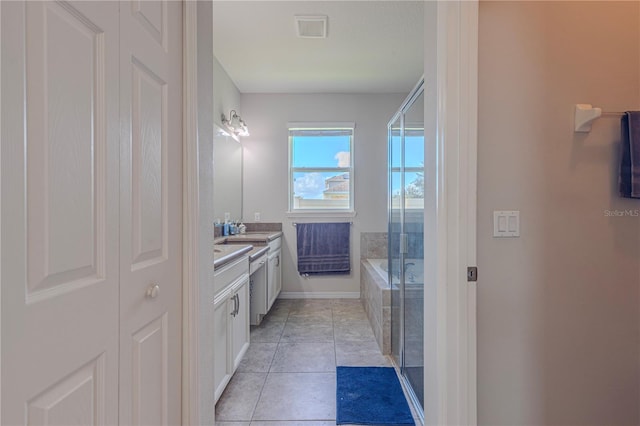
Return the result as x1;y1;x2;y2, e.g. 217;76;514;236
287;122;355;213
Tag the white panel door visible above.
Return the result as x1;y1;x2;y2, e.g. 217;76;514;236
213;295;232;403
1;2;120;425
231;278;250;372
118;1;182;425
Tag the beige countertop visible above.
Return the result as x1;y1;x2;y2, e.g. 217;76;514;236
222;231;282;244
213;232;281;269
213;244;252;269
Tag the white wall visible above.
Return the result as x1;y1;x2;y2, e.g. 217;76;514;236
241;93;406;296
477;2;640;424
212;55;240;129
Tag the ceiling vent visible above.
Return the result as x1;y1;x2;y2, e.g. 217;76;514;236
295;15;328;39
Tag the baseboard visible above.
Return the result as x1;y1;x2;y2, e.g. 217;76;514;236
278;291;360;299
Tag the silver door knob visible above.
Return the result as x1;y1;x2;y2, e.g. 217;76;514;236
146;284;160;298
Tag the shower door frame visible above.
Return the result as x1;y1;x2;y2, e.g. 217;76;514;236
388;78;426;417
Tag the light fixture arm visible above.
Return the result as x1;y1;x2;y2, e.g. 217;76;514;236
221;109;249;137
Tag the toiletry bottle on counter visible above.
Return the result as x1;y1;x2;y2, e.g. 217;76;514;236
223;221;229;236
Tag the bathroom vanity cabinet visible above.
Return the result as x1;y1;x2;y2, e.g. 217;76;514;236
211;232;282;400
223;232;283;326
213;254;250;402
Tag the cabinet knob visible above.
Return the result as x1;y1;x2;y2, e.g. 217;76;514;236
146;284;160;299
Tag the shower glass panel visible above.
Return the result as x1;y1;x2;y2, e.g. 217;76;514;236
402;90;424;407
389;115;402;365
388;80;425;412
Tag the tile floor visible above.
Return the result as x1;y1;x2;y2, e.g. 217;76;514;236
215;298;409;425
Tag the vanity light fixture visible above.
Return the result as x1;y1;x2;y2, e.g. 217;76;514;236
221;110;250;137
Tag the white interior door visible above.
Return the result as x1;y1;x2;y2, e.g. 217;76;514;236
1;2;120;424
118;1;183;425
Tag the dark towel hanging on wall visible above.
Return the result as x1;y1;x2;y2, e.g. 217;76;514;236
296;222;351;275
619;111;640;198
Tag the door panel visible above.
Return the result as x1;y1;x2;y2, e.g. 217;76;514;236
213;296;231;403
389;82;425;410
119;1;182;425
231;279;250;371
389;114;402;365
1;2;119;425
402;90;425;407
130;57;167;268
131;313;169;426
27;355;107;426
131;0;167;49
266;250;281;311
26;0;108;302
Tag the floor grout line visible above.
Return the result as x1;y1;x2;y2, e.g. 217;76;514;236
251;302;290;422
220;298;403;425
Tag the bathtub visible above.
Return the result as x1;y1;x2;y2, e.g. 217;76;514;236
366;258;424;287
360;258;424;355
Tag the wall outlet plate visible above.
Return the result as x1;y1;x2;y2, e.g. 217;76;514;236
254;212;261;221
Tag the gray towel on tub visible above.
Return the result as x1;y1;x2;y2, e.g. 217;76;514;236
296;222;350;275
620;111;640;198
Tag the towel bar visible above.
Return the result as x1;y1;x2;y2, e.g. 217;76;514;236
574;104;637;133
292;221;353;226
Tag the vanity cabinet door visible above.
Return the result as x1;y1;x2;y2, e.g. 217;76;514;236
231;276;250;371
213;293;232;402
274;251;282;296
267;249;282;311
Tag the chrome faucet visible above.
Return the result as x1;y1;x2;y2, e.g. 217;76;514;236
405;262;416;283
391;262;417;281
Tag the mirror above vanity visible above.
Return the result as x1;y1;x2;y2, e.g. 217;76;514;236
213;124;243;222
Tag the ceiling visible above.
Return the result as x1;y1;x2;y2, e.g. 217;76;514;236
212;1;424;94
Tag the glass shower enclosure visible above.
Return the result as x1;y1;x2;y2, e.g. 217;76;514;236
388;79;425;413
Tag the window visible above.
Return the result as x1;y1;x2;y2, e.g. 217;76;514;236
389;126;424;210
288;123;355;212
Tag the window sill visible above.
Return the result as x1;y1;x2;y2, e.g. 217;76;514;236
286;210;357;218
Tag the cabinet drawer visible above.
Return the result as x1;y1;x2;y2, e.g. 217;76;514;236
214;255;249;296
250;254;268;275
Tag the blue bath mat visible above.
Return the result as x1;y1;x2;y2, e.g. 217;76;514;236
336;366;415;425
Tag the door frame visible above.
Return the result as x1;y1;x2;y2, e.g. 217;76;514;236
182;1;199;425
0;3;3;422
178;1;480;426
0;0;479;424
423;1;478;425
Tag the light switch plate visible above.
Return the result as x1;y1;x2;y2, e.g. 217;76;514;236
493;210;520;237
